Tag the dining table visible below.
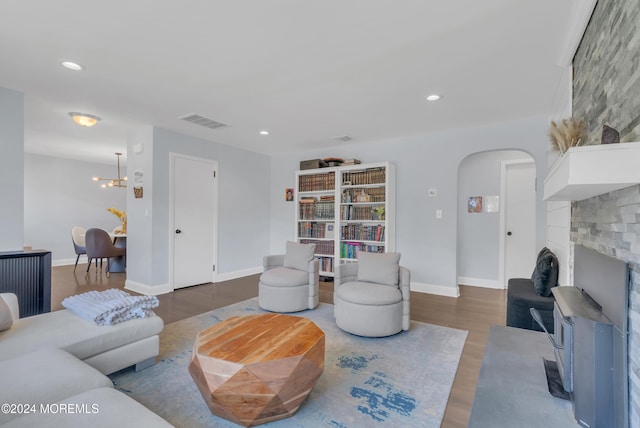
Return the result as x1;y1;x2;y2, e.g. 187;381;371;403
108;232;127;273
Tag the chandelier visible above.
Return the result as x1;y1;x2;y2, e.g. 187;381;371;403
93;152;127;188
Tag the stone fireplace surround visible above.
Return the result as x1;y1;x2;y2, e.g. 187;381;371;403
571;184;640;427
570;0;640;424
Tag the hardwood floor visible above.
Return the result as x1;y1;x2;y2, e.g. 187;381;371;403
51;264;507;427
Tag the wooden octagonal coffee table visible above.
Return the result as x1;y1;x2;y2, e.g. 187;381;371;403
188;313;325;427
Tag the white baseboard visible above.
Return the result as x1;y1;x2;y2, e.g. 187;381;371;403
125;280;172;296
52;255;88;267
411;282;460;297
457;276;503;289
215;266;262;283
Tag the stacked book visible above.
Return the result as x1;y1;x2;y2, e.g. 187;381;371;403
340;242;385;259
340;224;385;241
341;167;385;186
298;172;336;192
318;256;334;273
299;239;334;255
341;205;379;221
298;222;326;238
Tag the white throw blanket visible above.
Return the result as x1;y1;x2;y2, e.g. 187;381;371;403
62;289;159;326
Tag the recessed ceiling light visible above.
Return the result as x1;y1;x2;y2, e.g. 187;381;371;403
62;61;84;71
426;94;441;101
259;130;270;135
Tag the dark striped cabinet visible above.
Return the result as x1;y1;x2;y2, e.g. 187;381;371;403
0;250;51;317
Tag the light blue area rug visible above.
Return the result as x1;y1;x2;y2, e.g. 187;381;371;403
110;298;467;427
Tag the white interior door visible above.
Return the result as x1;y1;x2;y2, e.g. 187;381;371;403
503;161;536;283
171;154;217;289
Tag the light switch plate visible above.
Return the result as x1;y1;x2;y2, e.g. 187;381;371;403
435;209;443;219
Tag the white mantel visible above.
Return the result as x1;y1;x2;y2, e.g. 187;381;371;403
543;142;640;201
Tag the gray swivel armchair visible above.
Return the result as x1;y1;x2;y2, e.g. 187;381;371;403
334;252;410;337
85;228;126;277
258;241;319;313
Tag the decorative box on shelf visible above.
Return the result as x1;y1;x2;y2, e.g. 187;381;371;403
300;159;328;170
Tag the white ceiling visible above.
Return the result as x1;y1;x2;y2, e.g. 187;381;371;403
0;0;585;165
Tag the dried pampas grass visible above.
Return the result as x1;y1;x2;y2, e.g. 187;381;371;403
549;118;586;154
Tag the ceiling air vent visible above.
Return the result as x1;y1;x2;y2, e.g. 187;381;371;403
179;113;228;130
332;135;352;142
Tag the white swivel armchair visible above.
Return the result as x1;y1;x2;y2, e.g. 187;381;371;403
334;252;410;337
258;241;319;313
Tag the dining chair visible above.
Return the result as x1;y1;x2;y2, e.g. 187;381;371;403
71;226;87;272
85;228;126;277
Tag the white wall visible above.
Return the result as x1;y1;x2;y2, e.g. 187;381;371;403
126;127;271;293
270;116;549;295
125;127;154;288
546;65;573;286
23;153;127;263
0;87;24;251
457;150;532;286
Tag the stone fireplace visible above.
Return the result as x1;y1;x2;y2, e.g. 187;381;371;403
571;0;640;424
571;186;640;426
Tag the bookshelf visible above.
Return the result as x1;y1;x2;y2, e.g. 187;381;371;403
295;162;395;277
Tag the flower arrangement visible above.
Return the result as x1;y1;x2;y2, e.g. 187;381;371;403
549;118;586;154
107;207;127;234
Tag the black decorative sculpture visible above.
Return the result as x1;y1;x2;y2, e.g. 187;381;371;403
601;124;620;144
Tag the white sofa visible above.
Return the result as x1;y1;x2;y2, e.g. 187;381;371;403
0;293;163;375
0;293;171;427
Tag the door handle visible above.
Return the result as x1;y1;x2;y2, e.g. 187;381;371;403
176;229;182;234
507;231;512;236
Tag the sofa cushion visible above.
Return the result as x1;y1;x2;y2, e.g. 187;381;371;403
260;267;308;287
531;248;559;297
283;241;315;272
0;348;113;424
0;297;12;332
337;282;403;305
3;387;173;428
0;309;163;363
357;252;400;287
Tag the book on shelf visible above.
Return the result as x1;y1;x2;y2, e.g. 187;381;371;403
341;167;386;186
340;241;385;258
339;224;385;241
299;239;334;255
298;171;336;192
325;223;335;240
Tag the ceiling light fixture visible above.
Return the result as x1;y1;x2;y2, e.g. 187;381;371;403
259;130;270;135
426;94;441;101
62;61;84;71
92;152;127;188
69;112;101;127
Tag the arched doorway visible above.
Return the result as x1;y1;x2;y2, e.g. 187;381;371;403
457;150;536;289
